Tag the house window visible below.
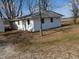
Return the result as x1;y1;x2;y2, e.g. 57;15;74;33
50;18;53;22
22;20;25;24
41;18;44;24
27;19;30;25
18;21;20;25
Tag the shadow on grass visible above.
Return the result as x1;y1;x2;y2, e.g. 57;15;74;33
15;39;63;52
63;34;79;41
1;31;33;45
0;40;8;47
43;26;73;36
61;23;73;27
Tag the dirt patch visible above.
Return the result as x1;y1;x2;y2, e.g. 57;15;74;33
0;24;79;59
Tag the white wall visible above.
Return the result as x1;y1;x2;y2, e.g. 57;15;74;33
33;18;61;31
22;19;34;31
14;21;23;30
26;19;34;31
14;19;34;31
0;19;5;32
22;20;27;31
13;18;61;32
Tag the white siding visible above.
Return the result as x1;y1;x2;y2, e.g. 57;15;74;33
0;19;5;32
14;21;23;30
22;20;27;31
26;19;34;31
14;19;34;31
33;18;61;31
13;18;61;32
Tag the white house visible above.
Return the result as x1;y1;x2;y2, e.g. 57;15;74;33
0;18;5;32
12;11;63;32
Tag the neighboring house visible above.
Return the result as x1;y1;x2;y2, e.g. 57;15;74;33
11;11;63;32
0;18;5;32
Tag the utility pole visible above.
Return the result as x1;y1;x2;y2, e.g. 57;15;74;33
38;0;43;36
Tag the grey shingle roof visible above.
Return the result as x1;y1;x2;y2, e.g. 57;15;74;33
9;11;63;22
22;11;63;19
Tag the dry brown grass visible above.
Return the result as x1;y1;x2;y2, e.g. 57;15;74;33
1;20;79;59
0;20;79;47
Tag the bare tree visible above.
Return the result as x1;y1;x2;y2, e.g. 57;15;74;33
0;10;3;18
17;0;23;17
38;0;43;36
27;0;33;14
0;0;23;28
71;0;79;24
40;0;51;11
0;0;23;19
37;0;52;36
26;0;51;15
26;0;37;14
1;0;15;19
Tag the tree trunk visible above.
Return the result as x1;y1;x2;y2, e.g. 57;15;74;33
73;16;77;24
9;21;14;29
38;0;43;36
40;16;43;36
72;0;78;24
